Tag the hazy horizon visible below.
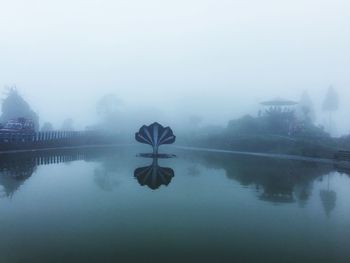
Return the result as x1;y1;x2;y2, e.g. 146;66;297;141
0;0;349;134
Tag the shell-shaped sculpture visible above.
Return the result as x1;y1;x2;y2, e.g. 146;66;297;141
134;158;174;190
135;122;176;155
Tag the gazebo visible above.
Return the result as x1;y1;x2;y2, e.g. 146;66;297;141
259;98;298;117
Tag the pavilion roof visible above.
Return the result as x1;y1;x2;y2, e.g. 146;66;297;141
260;98;298;106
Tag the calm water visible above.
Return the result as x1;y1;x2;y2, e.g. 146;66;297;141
0;146;350;263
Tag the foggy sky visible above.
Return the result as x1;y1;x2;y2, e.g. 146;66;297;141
0;0;349;134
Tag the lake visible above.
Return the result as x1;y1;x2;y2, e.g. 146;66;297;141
0;146;349;263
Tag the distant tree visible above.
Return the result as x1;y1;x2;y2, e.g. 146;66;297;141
227;115;263;135
299;91;316;123
96;94;122;117
41;122;54;131
96;94;122;132
61;118;74;131
189;115;203;129
322;86;339;134
1;86;39;131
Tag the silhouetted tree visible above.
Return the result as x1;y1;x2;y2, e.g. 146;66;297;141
322;86;339;134
1;86;39;131
61;118;74;131
41;122;53;131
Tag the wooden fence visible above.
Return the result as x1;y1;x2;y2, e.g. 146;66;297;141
0;130;117;152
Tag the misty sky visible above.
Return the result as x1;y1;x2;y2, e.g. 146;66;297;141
0;0;349;133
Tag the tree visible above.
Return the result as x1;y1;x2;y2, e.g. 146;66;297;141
322;86;339;134
189;115;203;128
61;118;74;131
41;122;53;131
227;115;262;135
96;94;122;132
1;86;39;131
299;91;316;123
96;94;122;117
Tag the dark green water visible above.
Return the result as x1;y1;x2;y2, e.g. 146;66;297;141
0;146;349;263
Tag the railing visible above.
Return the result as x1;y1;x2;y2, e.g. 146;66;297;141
0;130;117;151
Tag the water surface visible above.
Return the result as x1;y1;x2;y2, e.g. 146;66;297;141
0;146;349;263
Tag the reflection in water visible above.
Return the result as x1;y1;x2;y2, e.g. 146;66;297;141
320;190;336;216
180;150;350;212
258;180;294;203
1;149;350;262
0;149;107;198
0;147;348;214
320;173;337;217
187;164;201;176
0;156;36;198
94;167;120;191
134;158;174;190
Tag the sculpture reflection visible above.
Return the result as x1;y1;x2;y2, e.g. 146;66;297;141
134;158;174;190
